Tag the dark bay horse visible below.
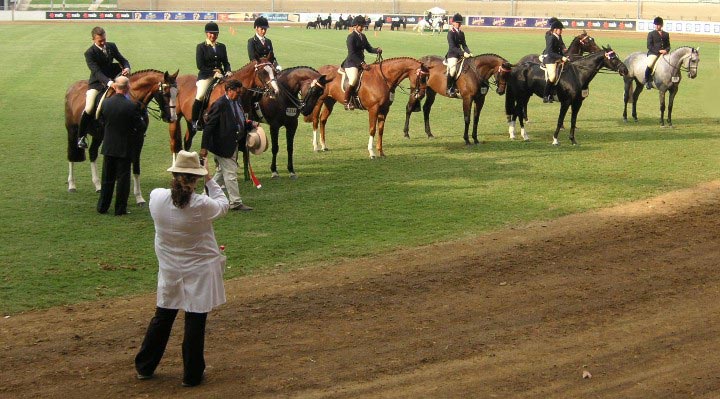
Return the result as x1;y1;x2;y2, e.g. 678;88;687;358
309;57;430;158
622;46;700;127
402;54;513;145
169;58;276;155
245;66;327;179
65;69;178;203
514;31;602;125
505;46;627;145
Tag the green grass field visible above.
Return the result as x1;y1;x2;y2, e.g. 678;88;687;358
0;23;717;314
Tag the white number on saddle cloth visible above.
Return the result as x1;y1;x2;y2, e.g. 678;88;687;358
672;76;680;83
285;107;297;117
582;89;589;98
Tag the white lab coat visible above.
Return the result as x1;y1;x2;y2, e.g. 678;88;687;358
149;178;230;313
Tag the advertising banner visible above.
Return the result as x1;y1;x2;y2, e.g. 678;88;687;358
468;16;635;31
638;19;720;35
46;11;132;19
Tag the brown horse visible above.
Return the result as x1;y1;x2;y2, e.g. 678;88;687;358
65;69;178;203
245;66;327;179
402;54;512;145
169;58;276;155
309;57;430;158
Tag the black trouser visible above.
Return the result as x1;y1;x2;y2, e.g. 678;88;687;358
135;307;208;385
96;155;131;215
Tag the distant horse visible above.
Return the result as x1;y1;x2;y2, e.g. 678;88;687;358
430;17;444;35
306;21;317;29
506;46;627;145
403;54;513;145
334;19;347;30
622;46;700;127
413;19;431;34
65;69;178;203
321;17;331;29
390;20;401;31
169;58;276;155
514;30;602;124
374;19;384;31
310;57;430;158
245;66;327;179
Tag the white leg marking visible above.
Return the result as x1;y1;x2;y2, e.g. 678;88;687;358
68;162;76;192
91;161;101;192
508;121;516;140
133;174;146;205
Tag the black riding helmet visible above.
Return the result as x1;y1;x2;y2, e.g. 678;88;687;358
452;13;463;23
653;16;664;26
352;15;366;27
205;21;219;33
551;20;564;30
254;16;269;29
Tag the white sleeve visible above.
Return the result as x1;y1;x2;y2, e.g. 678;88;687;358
200;179;229;220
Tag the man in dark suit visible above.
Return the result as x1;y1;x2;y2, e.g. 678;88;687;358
78;26;131;149
97;76;146;216
341;15;382;110
644;16;671;90
199;80;256;211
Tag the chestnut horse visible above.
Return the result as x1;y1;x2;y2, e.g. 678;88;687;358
65;69;178;204
245;66;327;179
402;54;513;145
168;58;276;155
310;57;430;158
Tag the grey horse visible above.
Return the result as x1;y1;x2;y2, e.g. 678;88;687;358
622;46;700;127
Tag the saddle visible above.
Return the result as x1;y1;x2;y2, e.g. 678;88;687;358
337;67;365;111
539;60;566;85
195;76;223;129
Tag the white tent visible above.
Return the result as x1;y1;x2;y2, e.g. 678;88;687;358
426;6;446;16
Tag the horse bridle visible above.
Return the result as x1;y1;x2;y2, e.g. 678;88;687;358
254;61;278;95
147;80;177;121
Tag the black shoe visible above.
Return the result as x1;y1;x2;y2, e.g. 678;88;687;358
182;380;201;387
77;136;88;149
230;203;253;211
136;373;153;380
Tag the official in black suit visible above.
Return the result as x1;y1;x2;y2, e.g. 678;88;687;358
193;21;232;130
199;80;256;212
542;20;569;103
645;16;671;89
341;15;382;110
445;13;472;98
78;26;131;149
96;76;146;216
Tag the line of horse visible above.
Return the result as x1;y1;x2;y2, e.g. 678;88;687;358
64;31;701;206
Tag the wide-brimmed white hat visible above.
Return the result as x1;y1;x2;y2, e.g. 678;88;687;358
167;150;206;176
246;126;268;155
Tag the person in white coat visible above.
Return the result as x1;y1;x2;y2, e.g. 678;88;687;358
135;150;229;387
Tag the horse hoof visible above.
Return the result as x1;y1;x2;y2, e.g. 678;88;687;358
95;189;101;193
623;118;628;123
68;188;77;193
271;173;280;179
633;118;638;123
137;201;146;207
523;138;530;142
370;156;376;160
289;173;298;180
322;148;330;152
427;134;435;139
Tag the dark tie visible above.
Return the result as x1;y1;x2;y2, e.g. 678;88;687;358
232;101;243;128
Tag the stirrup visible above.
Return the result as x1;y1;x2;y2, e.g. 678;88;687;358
77;136;88;149
344;102;355;111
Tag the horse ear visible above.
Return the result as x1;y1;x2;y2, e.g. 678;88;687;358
172;69;179;78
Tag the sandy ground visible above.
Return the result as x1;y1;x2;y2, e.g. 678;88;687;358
2;181;720;398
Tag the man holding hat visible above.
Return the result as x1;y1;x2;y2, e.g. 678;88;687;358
341;15;382;110
96;75;146;216
199;79;258;211
77;26;131;149
644;16;671;90
542;19;568;103
445;13;472;98
193;21;232;130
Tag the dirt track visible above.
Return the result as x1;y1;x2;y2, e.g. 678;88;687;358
2;182;720;398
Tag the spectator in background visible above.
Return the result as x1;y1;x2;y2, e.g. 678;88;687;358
134;150;229;387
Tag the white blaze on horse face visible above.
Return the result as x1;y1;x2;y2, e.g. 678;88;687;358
264;65;280;94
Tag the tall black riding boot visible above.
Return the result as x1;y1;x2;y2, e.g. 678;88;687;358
77;111;92;148
191;100;203;130
446;75;456;98
644;67;653;90
344;86;355;110
543;82;553;103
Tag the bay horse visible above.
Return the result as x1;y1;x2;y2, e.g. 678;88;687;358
65;69;178;204
309;57;430;158
402;54;513;145
514;31;602;125
168;58;277;155
244;66;327;179
622;46;700;127
505;46;628;145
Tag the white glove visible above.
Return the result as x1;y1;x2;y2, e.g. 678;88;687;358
224;71;233;77
463;52;471;58
213;71;223;79
562;56;569;62
275;65;282;72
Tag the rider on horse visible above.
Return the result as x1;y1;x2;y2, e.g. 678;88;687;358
77;26;131;149
247;16;281;71
644;16;671;90
192;21;232;131
341;15;382;111
445;13;472;98
542;19;568;103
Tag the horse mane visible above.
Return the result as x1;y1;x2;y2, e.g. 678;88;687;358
129;69;165;76
281;65;319;73
475;53;509;63
371;56;420;65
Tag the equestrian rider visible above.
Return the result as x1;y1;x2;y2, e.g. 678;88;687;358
193;21;232;131
445;13;472;98
248;16;280;71
542;19;568;103
341;15;382;110
644;16;671;90
78;26;131;149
